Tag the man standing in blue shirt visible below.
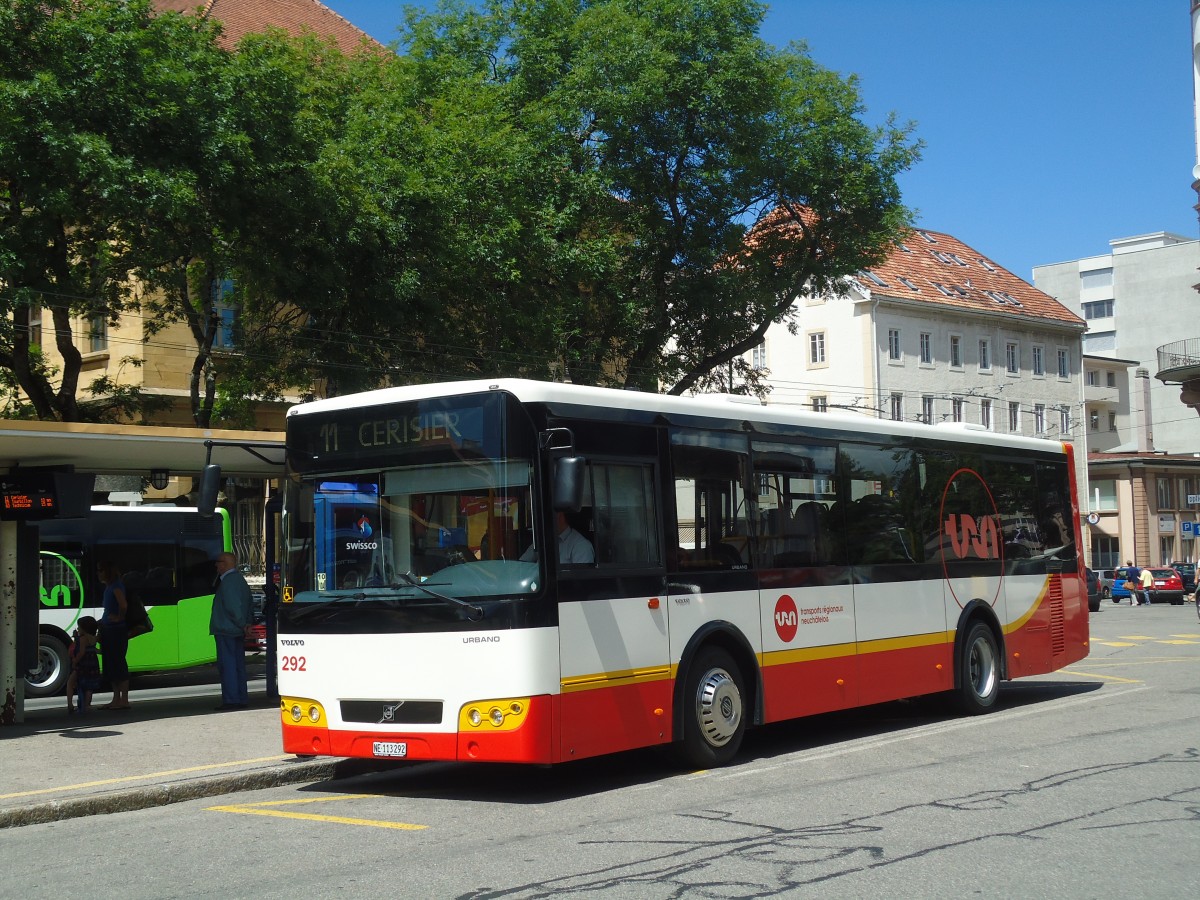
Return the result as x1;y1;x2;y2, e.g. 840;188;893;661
210;552;253;710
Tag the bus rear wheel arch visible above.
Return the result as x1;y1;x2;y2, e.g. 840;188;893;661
674;646;748;769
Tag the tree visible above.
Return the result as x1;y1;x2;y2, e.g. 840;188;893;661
401;0;922;394
0;1;401;424
0;0;239;421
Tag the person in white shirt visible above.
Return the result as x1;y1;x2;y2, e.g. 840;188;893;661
522;512;594;564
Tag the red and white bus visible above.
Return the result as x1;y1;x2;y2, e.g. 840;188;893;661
274;379;1088;767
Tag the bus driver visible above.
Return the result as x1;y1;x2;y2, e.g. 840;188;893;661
521;511;594;564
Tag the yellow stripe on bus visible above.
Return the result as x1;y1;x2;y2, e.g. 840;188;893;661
560;666;672;693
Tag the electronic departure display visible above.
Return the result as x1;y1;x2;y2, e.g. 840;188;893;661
0;472;95;521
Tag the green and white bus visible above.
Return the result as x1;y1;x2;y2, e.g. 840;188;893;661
27;505;232;697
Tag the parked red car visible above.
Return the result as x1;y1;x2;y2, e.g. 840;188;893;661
1147;568;1186;605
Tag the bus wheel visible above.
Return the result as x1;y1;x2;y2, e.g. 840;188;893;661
25;633;69;698
676;647;746;768
955;622;999;715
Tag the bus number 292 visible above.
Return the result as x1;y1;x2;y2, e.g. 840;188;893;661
281;656;307;672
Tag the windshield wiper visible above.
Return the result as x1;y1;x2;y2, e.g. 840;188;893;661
395;571;484;621
289;592;361;621
288;575;485;622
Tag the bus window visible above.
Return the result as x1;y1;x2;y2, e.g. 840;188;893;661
180;536;221;598
586;462;660;568
838;443;932;567
984;458;1043;566
1036;460;1077;565
97;539;180;607
671;430;751;570
751;440;837;568
39;543;86;623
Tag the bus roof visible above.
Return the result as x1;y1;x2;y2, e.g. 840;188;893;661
287;378;1069;455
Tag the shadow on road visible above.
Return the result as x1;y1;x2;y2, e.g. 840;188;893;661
301;678;1104;805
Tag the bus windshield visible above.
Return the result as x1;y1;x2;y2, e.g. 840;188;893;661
283;459;539;608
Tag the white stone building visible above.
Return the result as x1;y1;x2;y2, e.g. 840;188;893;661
747;227;1086;458
1033;232;1200;455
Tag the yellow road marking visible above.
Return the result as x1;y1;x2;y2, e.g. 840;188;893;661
207;794;427;831
1116;635;1154;640
0;755;291;801
1095;641;1137;647
1156;639;1200;645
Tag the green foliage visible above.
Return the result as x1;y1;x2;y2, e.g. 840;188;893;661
396;0;921;392
0;0;232;421
0;0;920;424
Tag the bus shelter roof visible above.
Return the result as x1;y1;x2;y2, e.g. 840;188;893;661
0;420;285;479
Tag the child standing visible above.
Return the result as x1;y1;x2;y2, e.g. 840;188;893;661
65;616;101;715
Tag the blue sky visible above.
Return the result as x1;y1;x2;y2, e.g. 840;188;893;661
323;1;1196;280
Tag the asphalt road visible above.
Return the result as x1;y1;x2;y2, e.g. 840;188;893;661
6;602;1198;899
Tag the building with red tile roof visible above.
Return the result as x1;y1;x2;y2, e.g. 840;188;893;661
743;224;1086;455
865;228;1085;329
152;0;380;53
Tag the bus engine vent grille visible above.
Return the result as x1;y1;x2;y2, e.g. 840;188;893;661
1049;577;1066;656
341;700;443;725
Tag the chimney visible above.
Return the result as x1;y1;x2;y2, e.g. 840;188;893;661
1136;367;1154;452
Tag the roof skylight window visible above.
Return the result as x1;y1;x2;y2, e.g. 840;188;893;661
898;277;920;291
977;258;997;272
860;270;889;287
917;230;937;243
933;282;954;297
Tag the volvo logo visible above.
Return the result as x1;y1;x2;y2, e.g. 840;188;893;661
379;702;405;723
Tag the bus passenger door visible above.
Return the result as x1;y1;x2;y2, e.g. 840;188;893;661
841;444;952;706
750;441;857;721
668;446;762;722
555;458;673;761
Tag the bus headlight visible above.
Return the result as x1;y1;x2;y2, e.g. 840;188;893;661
459;698;530;732
281;696;325;727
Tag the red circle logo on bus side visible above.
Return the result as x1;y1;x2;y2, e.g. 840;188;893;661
939;467;1004;609
774;594;798;643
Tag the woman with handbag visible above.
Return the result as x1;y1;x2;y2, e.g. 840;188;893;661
96;561;131;710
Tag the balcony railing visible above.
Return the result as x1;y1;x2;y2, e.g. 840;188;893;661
1156;338;1200;384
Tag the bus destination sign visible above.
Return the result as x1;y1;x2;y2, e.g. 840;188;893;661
287;392;507;474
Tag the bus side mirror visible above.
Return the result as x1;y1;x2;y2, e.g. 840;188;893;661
197;464;221;516
552;456;585;512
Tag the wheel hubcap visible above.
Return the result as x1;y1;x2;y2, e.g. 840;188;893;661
969;638;996;699
695;667;742;747
29;647;59;687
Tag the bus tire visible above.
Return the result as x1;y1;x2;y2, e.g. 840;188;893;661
955;622;999;715
25;633;70;698
675;647;746;768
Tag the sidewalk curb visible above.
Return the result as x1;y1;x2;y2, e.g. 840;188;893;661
0;758;343;830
